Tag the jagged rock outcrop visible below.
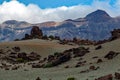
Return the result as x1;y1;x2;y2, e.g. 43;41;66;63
104;51;119;60
31;26;43;39
110;29;120;40
22;26;43;40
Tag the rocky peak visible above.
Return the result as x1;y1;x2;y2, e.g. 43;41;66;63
2;20;18;25
85;9;112;22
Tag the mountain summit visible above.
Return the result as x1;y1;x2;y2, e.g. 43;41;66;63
85;9;112;22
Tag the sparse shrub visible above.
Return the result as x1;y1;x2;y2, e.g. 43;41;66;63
49;35;55;40
54;52;61;56
14;39;20;41
67;77;75;80
42;35;48;40
16;58;25;63
43;63;53;68
16;58;28;63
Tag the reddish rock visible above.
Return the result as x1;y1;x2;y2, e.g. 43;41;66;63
89;66;99;70
27;52;41;61
82;61;87;63
12;66;19;70
89;66;95;70
75;61;85;68
64;65;69;68
18;52;27;60
32;63;42;68
92;56;98;59
9;52;17;58
95;45;102;50
5;67;10;70
73;47;89;57
31;26;43;39
115;72;120;79
95;74;113;80
89;63;92;64
36;77;41;80
80;69;89;73
12;47;20;52
104;51;119;59
97;59;103;63
47;55;55;62
75;64;81;67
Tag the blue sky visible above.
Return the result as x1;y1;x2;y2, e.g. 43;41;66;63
18;0;93;8
0;0;117;8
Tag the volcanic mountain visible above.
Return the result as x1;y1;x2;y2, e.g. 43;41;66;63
85;9;112;22
42;10;120;40
0;9;120;42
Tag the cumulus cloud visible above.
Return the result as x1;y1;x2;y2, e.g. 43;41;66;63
0;0;120;23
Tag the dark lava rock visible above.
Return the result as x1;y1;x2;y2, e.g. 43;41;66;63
104;51;119;59
115;72;120;79
95;74;113;80
31;26;43;39
97;59;103;63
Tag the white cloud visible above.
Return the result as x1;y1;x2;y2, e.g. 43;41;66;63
0;0;120;23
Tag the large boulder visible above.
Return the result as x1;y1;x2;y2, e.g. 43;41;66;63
18;52;27;59
32;63;43;68
97;59;103;63
95;45;102;50
12;47;20;52
44;52;71;67
73;47;89;57
104;51;119;60
31;26;43;39
52;53;71;66
27;52;41;61
36;77;41;80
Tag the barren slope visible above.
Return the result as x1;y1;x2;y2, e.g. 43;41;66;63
0;39;77;57
0;39;120;80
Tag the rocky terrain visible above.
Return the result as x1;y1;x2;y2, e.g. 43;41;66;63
0;26;120;80
0;37;120;80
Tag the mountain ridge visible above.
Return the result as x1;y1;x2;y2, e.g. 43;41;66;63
0;9;120;42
